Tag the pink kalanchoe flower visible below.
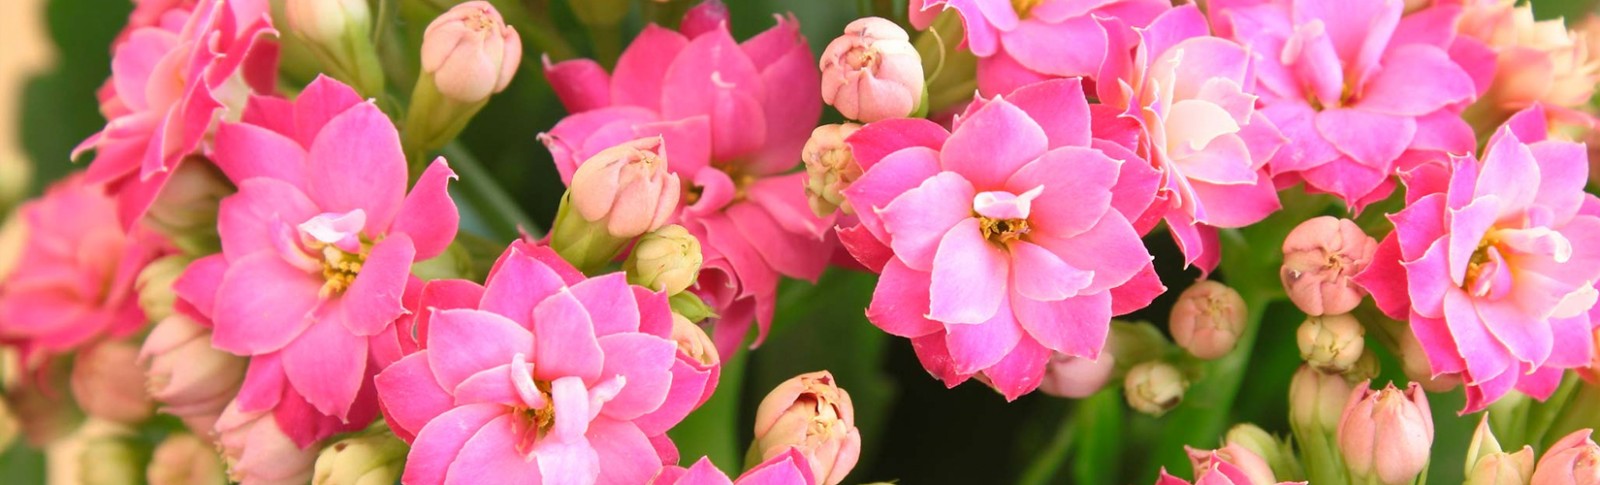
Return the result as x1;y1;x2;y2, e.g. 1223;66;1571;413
1358;105;1600;413
652;449;816;485
541;3;833;356
1155;455;1305;485
0;175;168;371
73;0;278;228
908;0;1169;96
1097;5;1286;270
182;75;460;442
373;243;704;485
839;78;1165;400
1280;216;1378;316
1212;0;1479;208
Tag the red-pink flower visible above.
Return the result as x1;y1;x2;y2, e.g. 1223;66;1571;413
839;79;1164;400
1359;106;1600;412
373;243;704;485
541;4;832;356
1212;0;1479;208
908;0;1169;96
652;449;816;485
0;175;167;371
182;75;460;441
73;0;278;228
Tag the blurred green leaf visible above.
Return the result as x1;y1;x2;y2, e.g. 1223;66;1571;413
20;0;130;195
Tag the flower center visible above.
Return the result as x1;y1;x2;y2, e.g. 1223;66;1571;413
1463;237;1513;300
1012;0;1045;17
511;378;557;454
845;45;881;72
316;242;370;298
980;217;1030;244
973;187;1043;245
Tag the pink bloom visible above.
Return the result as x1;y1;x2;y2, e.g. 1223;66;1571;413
541;5;833;356
908;0;1169;96
1155;453;1305;485
839;79;1164;400
1212;0;1479;208
1358;105;1600;412
215;400;319;485
183;75;460;443
652;449;816;485
0;175;167;371
373;243;705;485
1187;445;1280;485
1280;216;1378;316
73;0;278;228
1098;5;1286;270
819;17;925;123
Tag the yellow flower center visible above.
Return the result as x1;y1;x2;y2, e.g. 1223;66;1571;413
315;241;371;298
980;216;1030;244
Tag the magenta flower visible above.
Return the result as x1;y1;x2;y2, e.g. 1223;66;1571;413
73;0;278;228
541;4;832;356
374;243;703;485
1097;5;1286;270
188;75;460;436
1358;106;1600;412
0;175;168;371
908;0;1169;96
1213;0;1479;208
652;449;816;485
839;79;1164;399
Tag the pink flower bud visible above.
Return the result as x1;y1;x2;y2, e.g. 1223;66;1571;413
421;1;522;103
820;17;925;122
625;224;702;295
680;0;730;39
287;0;371;45
802;123;863;217
148;433;227;485
1337;381;1434;485
1280;217;1376;316
140;315;247;438
1297;314;1365;374
1187;444;1278;485
570;137;680;239
215;401;318;485
1125;361;1188;416
1531;429;1600;485
1170;280;1247;360
670;313;720;368
1289;365;1351;434
70;340;154;425
749;371;862;485
1226;424;1301;481
1038;351;1115;399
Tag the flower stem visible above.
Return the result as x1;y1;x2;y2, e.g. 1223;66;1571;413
1017;401;1078;485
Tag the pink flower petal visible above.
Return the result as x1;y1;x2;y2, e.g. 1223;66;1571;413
982;337;1050;401
1012;290;1113;359
1009;146;1120;239
1476;299;1553;368
218;178;320;260
213;121;308;187
532;290;606;382
544;57;612;113
304;102;407;235
403;403;505;485
595;333;676;421
613;25;689;112
1009;241;1093;301
842;146;942;242
880;173;978;271
1356;45;1474;117
928;219;1009;324
281;317;368;418
1443;290;1515;387
568;274;641;337
661;28;766;162
845;118;949;171
391;159;460;260
589;418;663;485
944;299;1024;374
442;415;545;485
941;97;1048;190
1000;17;1105;78
340;233;415;337
426;309;534;391
736;447;816;485
450;364;523;407
375;352;454;440
1314;108;1415;171
867;259;943;338
480;247;568;328
1037;212;1152;294
212;252;321;355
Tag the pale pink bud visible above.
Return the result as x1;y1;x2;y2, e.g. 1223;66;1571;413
71;340;155;425
148;433;228;485
216;401;318;485
1289;365;1351;434
145;162;230;252
670;313;720;368
421;1;522;103
820;17;925;122
1170;280;1247;360
1280;217;1376;316
287;0;372;45
1125;361;1188;416
1187;444;1278;485
749;371;862;485
1038;351;1115;399
1297;314;1365;374
802;123;863;217
1226;424;1301;481
1531;429;1600;485
1465;416;1534;485
570;137;680;239
625;224;702;295
140;315;247;438
1337;381;1434;485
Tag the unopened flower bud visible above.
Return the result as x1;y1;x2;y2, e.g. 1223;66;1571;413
1124;361;1187;416
77;428;145;485
1298;314;1365;373
1038;351;1115;399
148;433;227;485
625;224;701;295
1464;416;1534;485
137;255;191;322
145;161;229;254
1531;429;1600;485
140;315;247;438
421;1;521;103
1397;326;1462;392
1338;381;1434;485
554;137;680;271
216;401;318;485
802;123;863;217
1289;365;1351;435
1348;348;1380;382
749;371;862;485
1170;280;1246;360
1187;444;1278;485
670;313;719;368
821;17;925;122
71;340;155;424
1226;424;1303;481
287;0;383;98
312;430;407;485
1281;216;1377;316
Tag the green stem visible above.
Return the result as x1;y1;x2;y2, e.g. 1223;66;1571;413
439;143;536;240
669;347;749;472
1017;402;1078;485
1525;373;1581;451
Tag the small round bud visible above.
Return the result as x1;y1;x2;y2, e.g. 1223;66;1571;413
287;0;372;45
749;371;862;485
1124;361;1187;416
312;431;407;485
148;433;227;485
1169;280;1247;360
1289;365;1352;435
216;402;318;485
136;255;191;322
77;428;145;485
1038;351;1115;399
1297;314;1365;373
820;17;926;122
1338;381;1434;485
570;137;680;239
140;315;247;438
1226;424;1302;481
421;1;522;103
1280;216;1377;316
145;161;230;254
670;313;719;368
70;340;155;425
802;123;863;217
626;225;702;295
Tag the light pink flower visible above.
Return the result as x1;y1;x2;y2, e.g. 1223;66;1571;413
1212;0;1479;208
908;0;1169;96
1359;105;1600;412
1458;0;1600;112
1098;5;1286;270
70;339;155;424
215;400;319;485
373;242;707;485
420;1;522;103
750;371;861;485
183;75;459;443
1531;428;1600;485
819;17;925;123
140;314;248;438
1038;352;1114;398
73;0;278;228
839;78;1164;400
652;448;816;485
0;175;167;370
541;4;833;357
1280;216;1377;316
